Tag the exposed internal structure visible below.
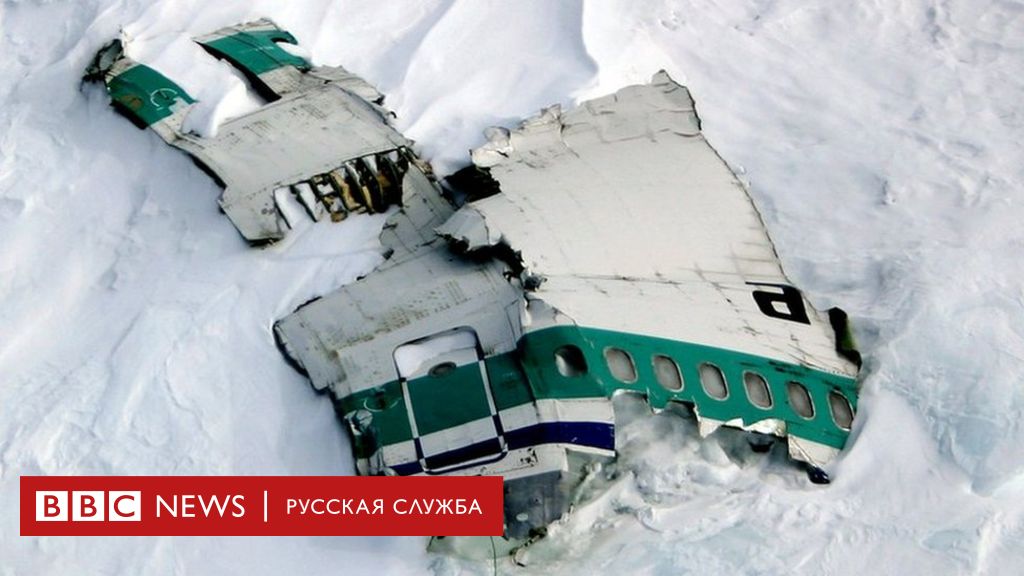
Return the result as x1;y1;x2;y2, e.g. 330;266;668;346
88;20;862;541
271;74;862;537
85;19;411;243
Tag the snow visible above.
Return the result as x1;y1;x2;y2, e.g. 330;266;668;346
2;0;1023;574
394;329;479;378
128;33;266;137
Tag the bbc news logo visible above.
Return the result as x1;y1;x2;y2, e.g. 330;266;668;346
21;476;503;536
35;491;141;522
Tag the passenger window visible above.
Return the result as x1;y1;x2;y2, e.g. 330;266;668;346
699;363;728;399
786;381;815;419
652;355;683;391
743;372;772;408
828;390;854;430
554;345;588;378
604;347;637;383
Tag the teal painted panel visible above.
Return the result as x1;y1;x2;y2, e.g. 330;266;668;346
406;363;493;436
107;64;194;127
201;29;310;76
337;380;412;451
484;353;534;411
517;325;607;400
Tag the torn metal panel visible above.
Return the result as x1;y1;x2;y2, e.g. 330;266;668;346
259;69;863;540
435;207;502;251
195;19;384;104
274;245;523;394
84;40;196;141
196;20;312;89
176;86;410;240
274;71;862;539
461;71;848;372
466;73;777;287
446;71;860;467
86;20;405;243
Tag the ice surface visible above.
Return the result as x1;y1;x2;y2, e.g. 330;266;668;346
2;0;1023;575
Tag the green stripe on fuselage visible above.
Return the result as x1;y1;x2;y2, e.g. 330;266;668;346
522;325;857;449
484;353;533;411
336;325;859;458
407;363;493;435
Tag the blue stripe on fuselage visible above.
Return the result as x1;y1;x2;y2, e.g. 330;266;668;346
387;421;614;476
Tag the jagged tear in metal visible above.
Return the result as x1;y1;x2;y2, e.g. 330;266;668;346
85;19;411;243
88;21;861;542
273;72;862;538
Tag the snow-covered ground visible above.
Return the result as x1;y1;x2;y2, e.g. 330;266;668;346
3;0;1023;574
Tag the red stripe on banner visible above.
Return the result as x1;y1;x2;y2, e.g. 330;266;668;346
20;476;503;536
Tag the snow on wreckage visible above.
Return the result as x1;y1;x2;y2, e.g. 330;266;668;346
86;19;862;545
85;19;415;243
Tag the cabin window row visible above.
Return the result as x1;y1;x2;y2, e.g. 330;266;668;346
552;344;854;431
698;363;854;431
695;362;854;431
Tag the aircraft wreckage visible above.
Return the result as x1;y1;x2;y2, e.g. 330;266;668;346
87;20;862;543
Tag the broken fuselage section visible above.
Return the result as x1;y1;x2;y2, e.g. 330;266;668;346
272;71;863;538
85;19;413;243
